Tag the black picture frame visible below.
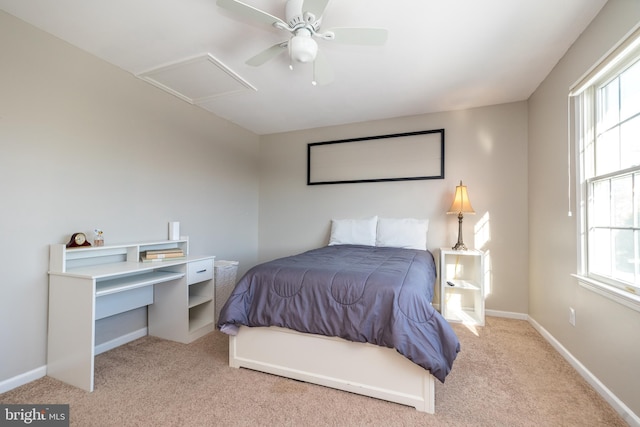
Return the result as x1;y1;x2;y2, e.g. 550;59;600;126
307;129;445;185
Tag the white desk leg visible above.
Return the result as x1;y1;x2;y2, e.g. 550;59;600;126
47;275;96;391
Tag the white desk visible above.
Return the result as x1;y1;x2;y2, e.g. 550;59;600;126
47;238;214;391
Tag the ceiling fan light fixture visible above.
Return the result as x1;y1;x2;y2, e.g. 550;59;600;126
289;30;318;63
217;0;388;86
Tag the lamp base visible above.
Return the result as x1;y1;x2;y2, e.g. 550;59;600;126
451;242;468;251
452;212;468;251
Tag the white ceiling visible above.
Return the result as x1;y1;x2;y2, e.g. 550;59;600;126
1;0;607;135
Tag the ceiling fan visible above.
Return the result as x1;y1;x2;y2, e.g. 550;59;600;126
216;0;388;85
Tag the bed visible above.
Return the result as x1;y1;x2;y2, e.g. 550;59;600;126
217;217;460;413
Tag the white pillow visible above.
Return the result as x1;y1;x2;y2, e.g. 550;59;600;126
328;216;378;246
376;218;429;250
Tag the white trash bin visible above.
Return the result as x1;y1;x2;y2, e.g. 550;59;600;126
214;260;239;323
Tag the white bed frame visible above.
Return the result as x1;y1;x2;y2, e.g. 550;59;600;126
229;325;436;413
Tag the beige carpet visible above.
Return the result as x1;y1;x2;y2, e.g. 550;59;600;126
0;317;626;426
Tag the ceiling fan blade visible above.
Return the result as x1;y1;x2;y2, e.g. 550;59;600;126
285;0;304;23
217;0;287;28
303;0;330;19
313;50;334;86
246;42;289;66
326;27;388;45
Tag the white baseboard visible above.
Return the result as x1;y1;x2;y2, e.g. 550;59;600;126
95;327;147;355
528;316;640;427
0;328;148;394
485;309;528;320
0;366;46;394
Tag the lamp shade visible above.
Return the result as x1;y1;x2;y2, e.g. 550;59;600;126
447;181;475;215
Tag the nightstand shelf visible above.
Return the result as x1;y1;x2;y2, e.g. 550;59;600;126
439;248;485;326
444;279;479;290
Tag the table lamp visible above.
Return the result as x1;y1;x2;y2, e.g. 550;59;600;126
447;180;475;250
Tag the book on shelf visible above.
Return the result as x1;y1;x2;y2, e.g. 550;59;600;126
144;248;183;255
142;249;184;259
141;248;185;262
140;254;186;263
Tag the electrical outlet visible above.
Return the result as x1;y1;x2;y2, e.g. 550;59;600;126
569;307;576;326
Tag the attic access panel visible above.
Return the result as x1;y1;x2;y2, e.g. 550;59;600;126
137;53;256;104
307;129;445;185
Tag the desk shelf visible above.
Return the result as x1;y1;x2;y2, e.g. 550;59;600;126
96;271;185;296
189;302;214;334
189;294;212;308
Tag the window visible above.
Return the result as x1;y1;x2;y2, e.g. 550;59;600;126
573;27;640;309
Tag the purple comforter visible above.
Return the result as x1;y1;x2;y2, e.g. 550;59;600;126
217;245;460;382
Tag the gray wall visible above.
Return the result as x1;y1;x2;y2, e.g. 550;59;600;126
0;11;260;383
528;0;640;418
258;102;529;315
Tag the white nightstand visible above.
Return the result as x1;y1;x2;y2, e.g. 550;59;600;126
439;248;485;326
